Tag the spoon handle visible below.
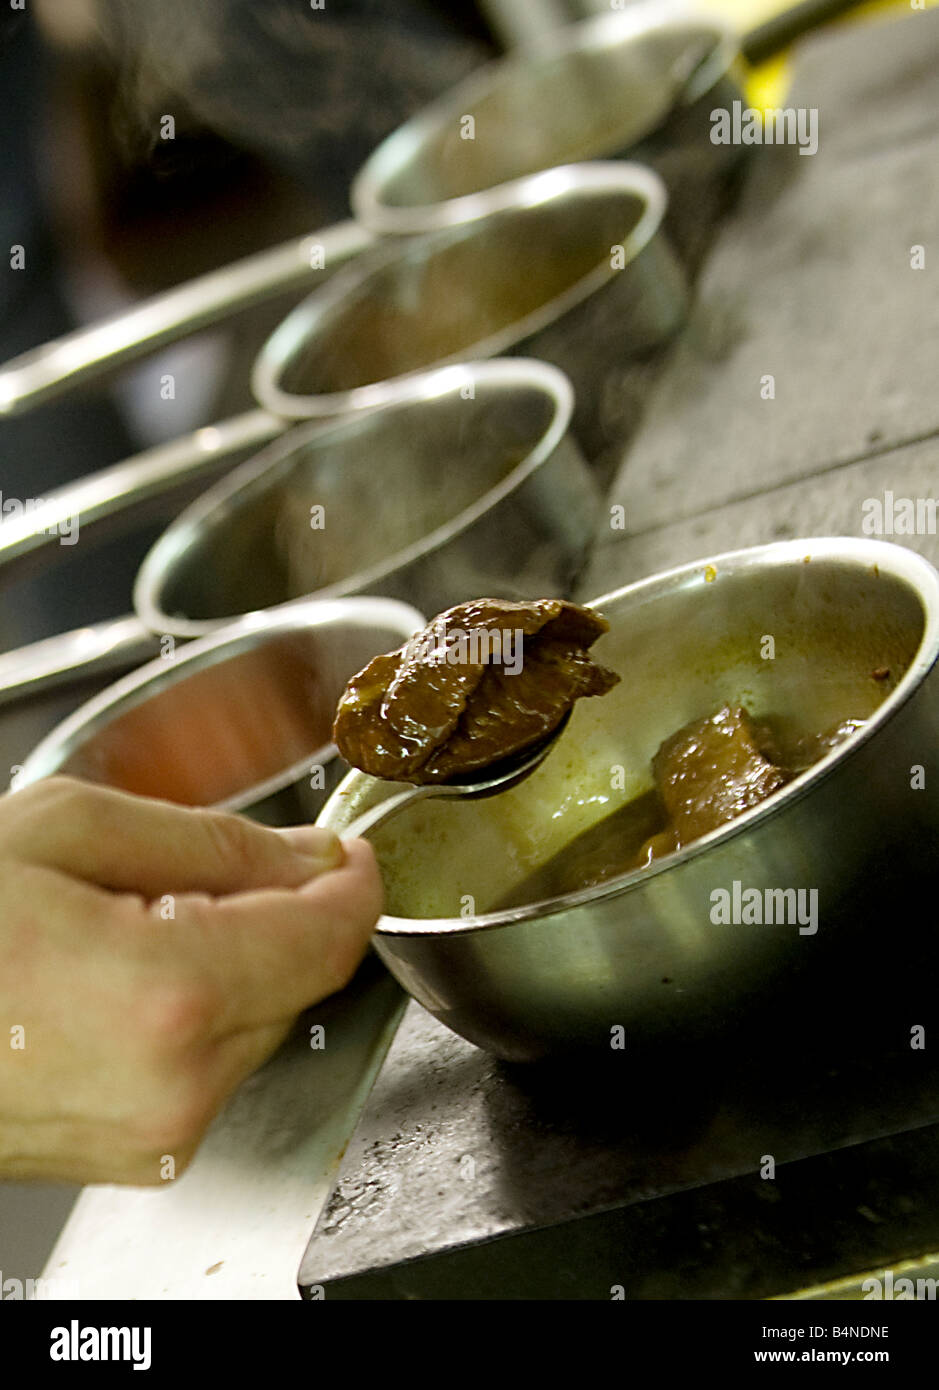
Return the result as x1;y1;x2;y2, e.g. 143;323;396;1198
0;222;373;415
342;782;435;841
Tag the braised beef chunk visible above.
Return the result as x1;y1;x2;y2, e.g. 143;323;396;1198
497;706;865;909
651;705;789;846
332;597;620;784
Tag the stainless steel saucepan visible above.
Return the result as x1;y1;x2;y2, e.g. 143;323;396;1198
353;0;870;249
316;537;939;1061
352;1;746;260
251;162;686;456
14;596;424;823
134;359;597;637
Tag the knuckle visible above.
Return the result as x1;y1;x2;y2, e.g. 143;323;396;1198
136;977;219;1053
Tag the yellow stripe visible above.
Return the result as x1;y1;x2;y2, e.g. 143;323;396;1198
690;0;936;106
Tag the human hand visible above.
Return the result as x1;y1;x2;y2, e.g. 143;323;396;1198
0;777;381;1185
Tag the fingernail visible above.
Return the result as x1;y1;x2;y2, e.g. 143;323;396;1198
277;825;344;868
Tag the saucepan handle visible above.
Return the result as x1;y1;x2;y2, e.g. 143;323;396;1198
0;220;374;416
0;407;288;702
0;407;284;571
0;614;161;707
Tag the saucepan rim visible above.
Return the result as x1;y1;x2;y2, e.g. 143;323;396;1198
251;162;667;421
351;1;739;234
14;595;425;807
134;358;576;640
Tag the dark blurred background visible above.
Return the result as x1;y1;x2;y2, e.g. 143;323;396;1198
0;0;493;648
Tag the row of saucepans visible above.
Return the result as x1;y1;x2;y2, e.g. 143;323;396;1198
5;4;939;1058
0;3;752;700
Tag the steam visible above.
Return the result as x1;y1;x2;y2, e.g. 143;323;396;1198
64;0;487;171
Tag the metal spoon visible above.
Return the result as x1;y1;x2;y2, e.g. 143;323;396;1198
342;712;572;841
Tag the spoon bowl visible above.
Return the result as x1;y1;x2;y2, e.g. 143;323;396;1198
343;711;572;841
